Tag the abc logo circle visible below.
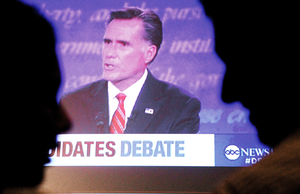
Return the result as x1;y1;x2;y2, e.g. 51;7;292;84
224;145;240;160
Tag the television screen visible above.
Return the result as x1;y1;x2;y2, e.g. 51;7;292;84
20;0;270;192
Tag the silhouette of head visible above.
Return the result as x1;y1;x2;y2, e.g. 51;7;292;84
1;0;70;190
201;1;300;147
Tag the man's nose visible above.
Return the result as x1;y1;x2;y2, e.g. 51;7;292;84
105;43;117;58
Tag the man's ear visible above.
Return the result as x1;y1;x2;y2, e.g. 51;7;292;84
144;45;157;64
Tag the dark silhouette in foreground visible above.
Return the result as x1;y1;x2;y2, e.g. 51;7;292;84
1;0;70;192
202;1;300;193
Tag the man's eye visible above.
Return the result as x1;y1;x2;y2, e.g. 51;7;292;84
103;39;111;44
120;42;129;46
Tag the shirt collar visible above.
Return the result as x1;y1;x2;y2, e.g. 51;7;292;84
108;69;148;100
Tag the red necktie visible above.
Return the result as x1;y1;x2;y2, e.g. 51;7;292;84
110;93;126;134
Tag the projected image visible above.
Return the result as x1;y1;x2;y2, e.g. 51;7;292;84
22;0;269;167
61;8;201;134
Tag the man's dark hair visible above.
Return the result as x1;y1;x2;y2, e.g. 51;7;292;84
107;7;163;63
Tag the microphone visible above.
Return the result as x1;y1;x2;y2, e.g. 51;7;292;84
95;112;105;133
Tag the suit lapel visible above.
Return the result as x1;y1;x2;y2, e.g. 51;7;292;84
89;80;110;133
125;71;166;133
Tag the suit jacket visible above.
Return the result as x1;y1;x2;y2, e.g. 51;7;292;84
61;71;201;134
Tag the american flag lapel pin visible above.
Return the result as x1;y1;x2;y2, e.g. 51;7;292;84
145;108;154;114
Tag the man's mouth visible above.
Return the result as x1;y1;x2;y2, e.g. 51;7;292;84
104;63;115;70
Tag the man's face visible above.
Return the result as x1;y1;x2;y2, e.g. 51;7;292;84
2;54;71;188
102;18;150;91
201;1;291;147
211;15;273;144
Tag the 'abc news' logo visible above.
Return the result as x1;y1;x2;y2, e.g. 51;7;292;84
224;145;240;160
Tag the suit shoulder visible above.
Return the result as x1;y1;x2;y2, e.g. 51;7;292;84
157;79;197;100
61;79;107;101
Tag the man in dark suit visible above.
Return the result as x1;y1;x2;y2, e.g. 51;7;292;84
61;8;200;134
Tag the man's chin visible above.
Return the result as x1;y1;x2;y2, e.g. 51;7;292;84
4;171;44;190
250;114;287;147
19;174;44;188
102;71;121;81
4;163;45;189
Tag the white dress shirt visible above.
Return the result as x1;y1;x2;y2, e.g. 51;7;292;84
107;69;148;130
